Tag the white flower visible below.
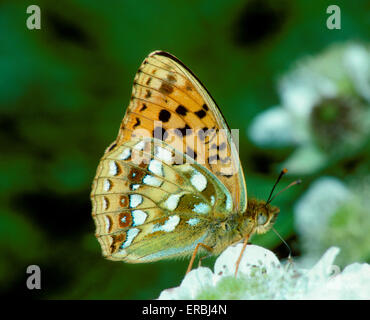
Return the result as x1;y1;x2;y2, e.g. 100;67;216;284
249;106;307;147
343;44;370;103
303;261;370;299
294;176;370;268
213;243;280;278
294;177;350;268
248;42;370;175
157;244;370;300
294;177;351;253
158;244;279;300
158;266;216;300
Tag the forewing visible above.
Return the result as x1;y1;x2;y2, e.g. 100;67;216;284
112;51;247;212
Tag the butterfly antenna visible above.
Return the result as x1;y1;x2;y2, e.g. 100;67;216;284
266;168;288;204
272;227;292;260
268;179;302;204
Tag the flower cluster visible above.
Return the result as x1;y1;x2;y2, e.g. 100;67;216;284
295;177;370;268
158;43;370;300
247;42;370;282
158;244;370;300
249;43;370;174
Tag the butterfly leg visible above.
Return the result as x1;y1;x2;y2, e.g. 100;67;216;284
198;253;212;267
234;235;250;277
186;243;213;274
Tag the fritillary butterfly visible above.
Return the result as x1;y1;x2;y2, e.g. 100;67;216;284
91;51;284;276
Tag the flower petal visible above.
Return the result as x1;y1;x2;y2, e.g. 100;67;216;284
303;260;370;299
157;267;214;300
248;107;302;146
214;244;280;278
295;177;351;241
343;44;370;103
281;143;327;175
279;67;337;118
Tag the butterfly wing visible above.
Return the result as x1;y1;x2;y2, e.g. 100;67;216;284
91;51;249;261
91;138;234;261
112;51;247;212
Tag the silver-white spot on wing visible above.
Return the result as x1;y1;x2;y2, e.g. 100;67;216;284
190;171;207;192
119;148;131;160
155;146;172;163
226;193;233;211
102;197;108;210
131;184;140;190
148;159;163;176
187;218;200;226
163;194;183;210
129;194;143;208
103;179;111;192
120;228;140;249
143;174;162;187
132;210;147;226
152;215;180;233
104;216;111;232
193;203;210;214
109;161;118;176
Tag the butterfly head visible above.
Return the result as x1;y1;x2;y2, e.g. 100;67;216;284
244;199;279;235
254;201;279;234
246;168;301;235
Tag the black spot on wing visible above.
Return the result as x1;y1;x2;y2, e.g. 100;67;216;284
186;147;197;160
140;103;147;111
211;142;227;150
176;105;188;116
158;109;171;122
107;143;117;152
175;124;192;137
133;117;141;128
198;127;209;141
145;90;152;98
208;154;220;164
195;109;206;119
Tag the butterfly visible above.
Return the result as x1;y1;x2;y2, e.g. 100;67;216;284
91;51;291;276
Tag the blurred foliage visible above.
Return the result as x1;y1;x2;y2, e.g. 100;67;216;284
0;0;368;299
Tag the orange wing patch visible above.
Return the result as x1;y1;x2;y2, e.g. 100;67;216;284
109;51;247;212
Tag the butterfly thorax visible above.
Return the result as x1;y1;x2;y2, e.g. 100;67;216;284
209;198;279;255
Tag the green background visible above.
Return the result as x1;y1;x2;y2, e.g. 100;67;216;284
1;0;368;299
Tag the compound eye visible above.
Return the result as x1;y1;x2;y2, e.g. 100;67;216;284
257;212;267;225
